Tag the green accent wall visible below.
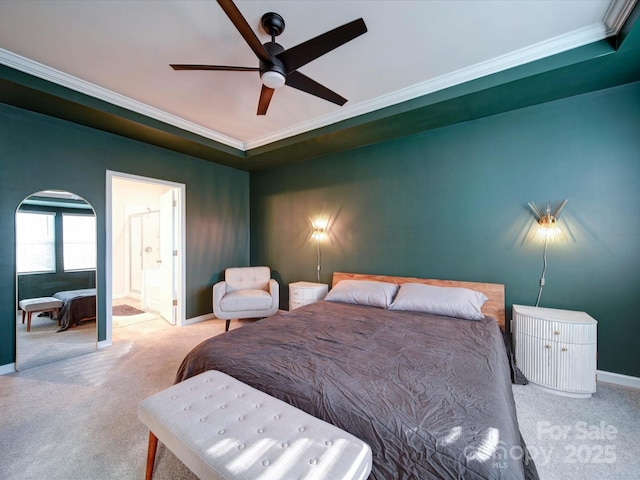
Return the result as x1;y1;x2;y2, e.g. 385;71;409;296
250;81;640;378
0;104;250;367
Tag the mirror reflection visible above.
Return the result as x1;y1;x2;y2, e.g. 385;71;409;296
16;190;97;370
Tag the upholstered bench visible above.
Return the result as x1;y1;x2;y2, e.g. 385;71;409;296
138;370;372;480
18;297;63;332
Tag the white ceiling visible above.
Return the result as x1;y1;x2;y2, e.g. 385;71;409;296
0;0;633;151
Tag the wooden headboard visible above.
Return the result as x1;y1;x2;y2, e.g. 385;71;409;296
332;272;505;329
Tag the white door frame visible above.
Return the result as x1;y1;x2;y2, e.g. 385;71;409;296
104;170;186;348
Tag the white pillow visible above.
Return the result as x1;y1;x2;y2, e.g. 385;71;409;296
324;280;399;309
389;283;487;320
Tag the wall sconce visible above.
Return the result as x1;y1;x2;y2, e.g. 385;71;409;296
309;217;330;282
527;199;568;307
311;222;328;242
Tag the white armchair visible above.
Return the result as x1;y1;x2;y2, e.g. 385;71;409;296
213;266;279;331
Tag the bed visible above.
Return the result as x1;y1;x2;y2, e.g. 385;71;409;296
176;273;538;479
53;288;97;331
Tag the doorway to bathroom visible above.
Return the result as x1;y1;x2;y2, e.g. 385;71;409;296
106;171;185;346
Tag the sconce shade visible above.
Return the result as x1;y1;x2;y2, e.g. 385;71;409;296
528;199;568;242
310;219;329;242
528;199;567;223
311;226;325;241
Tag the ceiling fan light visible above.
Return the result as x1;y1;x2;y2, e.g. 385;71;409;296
261;71;286;89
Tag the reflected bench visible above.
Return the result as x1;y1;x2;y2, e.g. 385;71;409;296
18;297;63;332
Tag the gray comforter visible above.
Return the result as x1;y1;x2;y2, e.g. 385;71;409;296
54;288;96;331
176;301;538;479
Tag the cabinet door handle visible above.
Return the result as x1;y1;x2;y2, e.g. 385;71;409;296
561;347;568;352
554;331;561;335
545;344;552;349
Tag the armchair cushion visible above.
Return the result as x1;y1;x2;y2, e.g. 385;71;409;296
220;289;273;312
224;266;271;292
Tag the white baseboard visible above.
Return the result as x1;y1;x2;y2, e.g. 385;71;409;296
597;370;640;389
97;339;112;349
0;363;16;375
183;312;217;326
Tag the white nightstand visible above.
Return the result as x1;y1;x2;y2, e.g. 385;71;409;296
289;281;328;311
512;304;597;398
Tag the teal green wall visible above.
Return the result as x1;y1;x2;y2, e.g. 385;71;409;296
0;104;249;367
250;82;640;378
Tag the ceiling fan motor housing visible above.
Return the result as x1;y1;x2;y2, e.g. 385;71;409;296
260;42;286;88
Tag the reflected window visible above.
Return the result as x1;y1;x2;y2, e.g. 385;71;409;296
63;214;97;271
16;212;56;274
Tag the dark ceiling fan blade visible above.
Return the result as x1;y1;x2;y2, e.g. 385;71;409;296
170;64;259;72
217;0;272;64
257;84;275;115
285;71;347;106
277;18;367;74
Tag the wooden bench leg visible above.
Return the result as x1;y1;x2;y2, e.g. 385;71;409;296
21;310;26;324
225;319;231;331
27;312;32;333
145;431;158;480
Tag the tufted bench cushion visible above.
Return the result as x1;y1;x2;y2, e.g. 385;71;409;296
18;297;63;332
139;370;372;480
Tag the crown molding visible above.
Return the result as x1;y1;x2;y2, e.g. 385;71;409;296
244;22;610;150
0;48;244;151
0;16;618;153
604;0;638;34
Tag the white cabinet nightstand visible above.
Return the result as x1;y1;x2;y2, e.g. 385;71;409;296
289;281;328;311
512;304;597;398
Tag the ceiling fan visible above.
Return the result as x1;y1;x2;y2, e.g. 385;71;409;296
170;0;367;115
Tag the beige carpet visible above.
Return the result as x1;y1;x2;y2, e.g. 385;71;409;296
0;315;246;480
1;314;639;480
513;381;640;479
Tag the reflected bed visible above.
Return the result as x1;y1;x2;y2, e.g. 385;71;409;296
54;288;96;331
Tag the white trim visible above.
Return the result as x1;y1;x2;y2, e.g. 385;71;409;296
245;23;610;150
183;313;217;326
604;0;638;34
0;48;244;151
0;363;16;375
597;370;640;389
105;174;114;348
0;17;623;152
106;171;187;349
